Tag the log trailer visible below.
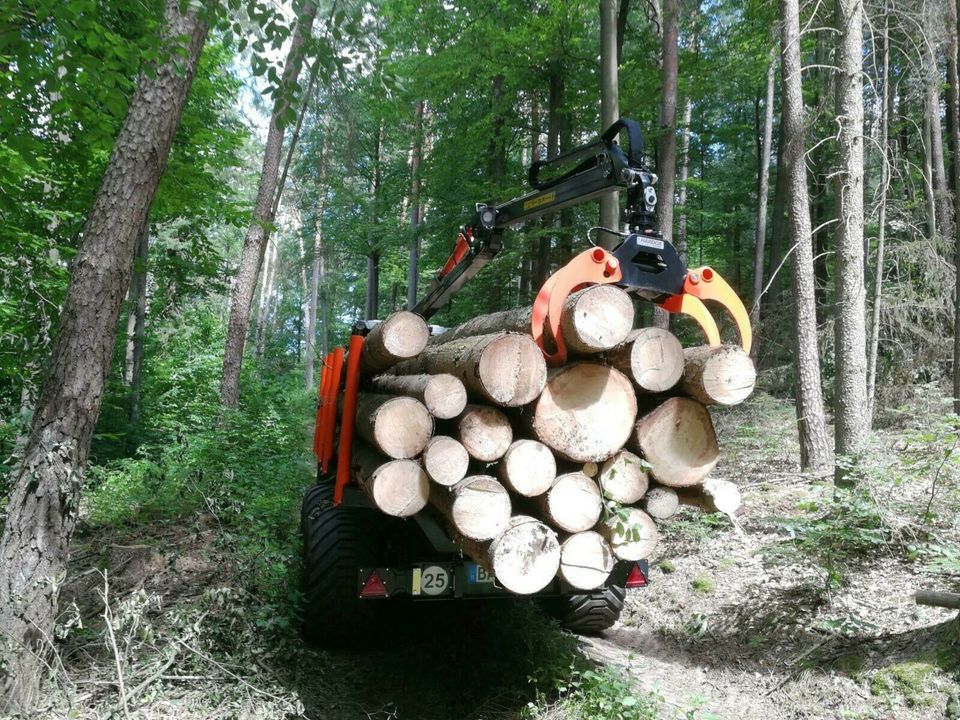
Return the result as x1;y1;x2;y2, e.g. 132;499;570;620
301;118;752;643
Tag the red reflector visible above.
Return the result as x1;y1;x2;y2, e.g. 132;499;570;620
625;564;647;588
360;570;388;598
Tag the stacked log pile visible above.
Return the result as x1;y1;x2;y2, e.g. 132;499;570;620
342;291;756;595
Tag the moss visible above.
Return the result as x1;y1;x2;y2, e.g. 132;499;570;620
658;559;675;574
690;576;715;594
869;660;939;707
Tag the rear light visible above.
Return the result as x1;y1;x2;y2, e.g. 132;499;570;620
359;570;388;598
625;563;647;588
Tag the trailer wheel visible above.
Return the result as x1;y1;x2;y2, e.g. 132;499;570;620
300;478;382;646
542;585;626;635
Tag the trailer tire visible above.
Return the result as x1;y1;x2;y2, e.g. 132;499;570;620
300;478;383;646
542;585;626;635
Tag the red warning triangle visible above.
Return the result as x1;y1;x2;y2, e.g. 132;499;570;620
625;564;647;588
360;570;388;598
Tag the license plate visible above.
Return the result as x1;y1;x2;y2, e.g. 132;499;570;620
467;563;495;584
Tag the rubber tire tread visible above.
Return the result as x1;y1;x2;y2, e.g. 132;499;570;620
546;584;626;635
301;480;382;646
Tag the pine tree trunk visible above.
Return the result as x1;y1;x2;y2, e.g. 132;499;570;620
767;108;787;306
779;0;830;470
676;95;693;263
256;238;276;361
305;119;331;391
365;120;385;320
0;3;207;710
127;221;149;423
833;0;868;485
751;54;776;330
926;33;952;242
949;0;960;415
407;99;424;310
599;0;621;240
220;0;318;406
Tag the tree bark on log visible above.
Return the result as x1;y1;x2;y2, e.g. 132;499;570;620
369;373;467;419
393;332;546;406
598;449;649;504
422;436;469;486
361;311;429;374
354;393;433;459
604;327;685;393
531;363;637;462
642;485;680;519
599;507;659;561
630;397;719;487
559;531;615;590
680;345;757;406
352;444;429;517
536;472;603;533
429;475;512;541
676;477;742;515
498;439;557;497
430;286;634;353
458;515;561;595
457;404;514;461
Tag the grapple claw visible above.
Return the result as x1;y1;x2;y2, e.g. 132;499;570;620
661;266;752;353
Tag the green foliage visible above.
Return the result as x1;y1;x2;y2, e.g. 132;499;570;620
525;664;661;720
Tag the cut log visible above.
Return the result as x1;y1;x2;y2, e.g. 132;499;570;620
392;332;546;406
680;344;757;406
642;486;679;520
600;507;659;561
630;397;719;487
559;531;615;590
486;515;561;594
351;443;429;517
429;475;512;541
430;285;634;354
581;462;599;478
360;311;429;374
422;436;470;487
537;472;603;533
914;590;960;609
457;404;513;462
597;450;649;504
676;477;742;515
531;363;637;462
605;327;685;393
498;439;557;497
355;393;433;459
369;373;467;419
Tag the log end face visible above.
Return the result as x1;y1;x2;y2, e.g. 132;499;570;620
489;515;561;595
451;475;512;540
375;396;434;458
546;472;603;533
598;450;649;504
565;285;635;352
629;327;685;393
602;507;658;561
381;311;430;360
477;333;547;406
424;373;468;419
458;405;513;462
631;397;719;487
372;460;430;517
559;531;615;590
423;436;469;486
642;486;680;519
500;439;557;497
699;346;757;406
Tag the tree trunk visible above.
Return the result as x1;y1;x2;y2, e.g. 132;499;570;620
421;436;470;487
0;2;207;710
489;75;507;186
457;404;514;461
597;449;649;503
497;439;557;497
354;393;433;459
407;99;424;310
392;332;547;407
652;0;678;328
558;531;615;590
833;0;868;485
255;237;277;361
219;0;318;406
680;344;757;406
926;34;952;242
605;327;685;394
536;472;603;533
429;475;512;541
949;0;960;414
779;0;830;470
352;443;430;517
751;54;776;329
365;119;385;321
531;363;638;462
305;117;331;391
125;219;149;423
360;310;429;374
369;373;467;420
767;107;787;307
599;507;658;561
867;9;891;421
630;396;719;486
599;0;621;239
676;95;693;263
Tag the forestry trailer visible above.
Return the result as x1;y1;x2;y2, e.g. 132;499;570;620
301;118;753;643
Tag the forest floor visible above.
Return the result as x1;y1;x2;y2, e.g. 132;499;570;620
38;389;960;720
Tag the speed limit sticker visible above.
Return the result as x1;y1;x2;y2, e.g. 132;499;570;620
415;565;450;596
